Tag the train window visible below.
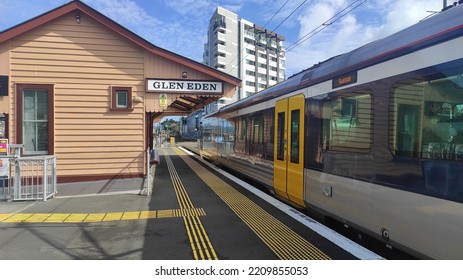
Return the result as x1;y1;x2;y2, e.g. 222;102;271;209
391;70;463;161
276;112;285;160
252;115;264;143
239;118;247;141
322;91;373;151
290;109;300;163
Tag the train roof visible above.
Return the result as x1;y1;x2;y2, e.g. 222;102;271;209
216;3;463;116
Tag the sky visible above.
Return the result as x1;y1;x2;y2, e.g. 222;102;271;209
0;0;445;77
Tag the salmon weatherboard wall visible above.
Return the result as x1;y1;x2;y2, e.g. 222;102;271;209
7;13;146;180
0;1;240;183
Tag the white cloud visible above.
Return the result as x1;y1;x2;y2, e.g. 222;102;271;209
161;0;214;16
0;0;448;78
85;0;160;30
284;0;444;76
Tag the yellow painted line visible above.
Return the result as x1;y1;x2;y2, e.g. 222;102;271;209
121;211;140;220
164;150;217;260
3;214;33;223
157;209;174;218
84;213;106;223
103;212;124;222
24;214;52;223
139;210;156;219
173;147;331;260
0;208;205;223
44;213;71;223
0;214;13;221
64;214;88;223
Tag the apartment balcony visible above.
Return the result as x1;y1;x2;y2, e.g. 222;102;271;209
244;29;255;40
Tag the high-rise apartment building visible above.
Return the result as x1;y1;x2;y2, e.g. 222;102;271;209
203;7;286;106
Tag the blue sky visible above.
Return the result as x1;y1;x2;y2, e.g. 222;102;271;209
0;0;444;76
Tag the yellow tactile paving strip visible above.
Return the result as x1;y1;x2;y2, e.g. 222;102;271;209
0;208;205;223
172;147;331;260
164;149;217;260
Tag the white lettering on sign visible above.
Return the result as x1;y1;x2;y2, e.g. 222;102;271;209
146;79;223;93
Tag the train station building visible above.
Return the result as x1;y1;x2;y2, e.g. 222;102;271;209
0;0;241;183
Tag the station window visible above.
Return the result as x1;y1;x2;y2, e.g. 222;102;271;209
111;87;132;111
16;84;54;155
322;90;373;151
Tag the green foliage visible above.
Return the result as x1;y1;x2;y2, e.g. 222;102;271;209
160;118;180;136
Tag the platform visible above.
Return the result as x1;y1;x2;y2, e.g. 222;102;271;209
0;146;382;260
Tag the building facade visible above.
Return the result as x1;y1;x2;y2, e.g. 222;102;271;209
203;7;286;103
0;1;240;183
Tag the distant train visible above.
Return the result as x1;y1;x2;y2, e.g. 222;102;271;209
194;4;463;259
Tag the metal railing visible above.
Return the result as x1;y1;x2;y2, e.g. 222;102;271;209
1;147;57;202
12;155;57;201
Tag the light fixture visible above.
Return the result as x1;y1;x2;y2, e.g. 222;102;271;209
75;13;81;24
133;96;143;103
182;71;188;78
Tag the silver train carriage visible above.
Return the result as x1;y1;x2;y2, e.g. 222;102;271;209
198;4;463;259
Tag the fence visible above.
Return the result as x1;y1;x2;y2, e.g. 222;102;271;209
1;155;57;202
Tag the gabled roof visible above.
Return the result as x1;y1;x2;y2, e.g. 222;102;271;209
0;0;241;87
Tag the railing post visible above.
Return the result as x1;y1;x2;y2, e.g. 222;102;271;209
13;157;20;200
145;148;151;196
42;158;47;201
53;157;57;197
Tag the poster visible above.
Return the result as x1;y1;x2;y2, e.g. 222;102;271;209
0;139;8;177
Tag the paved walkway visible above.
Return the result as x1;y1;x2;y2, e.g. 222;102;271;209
0;177;148;214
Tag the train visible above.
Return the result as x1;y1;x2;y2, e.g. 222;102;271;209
191;3;463;259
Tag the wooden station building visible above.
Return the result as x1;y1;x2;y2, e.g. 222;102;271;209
0;0;240;183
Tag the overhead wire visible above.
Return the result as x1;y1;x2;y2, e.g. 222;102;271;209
286;0;368;53
240;0;367;84
218;0;367;93
234;0;309;84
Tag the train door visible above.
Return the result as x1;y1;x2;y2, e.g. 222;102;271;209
274;94;305;207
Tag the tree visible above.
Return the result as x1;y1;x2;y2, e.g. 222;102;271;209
160;118;180;136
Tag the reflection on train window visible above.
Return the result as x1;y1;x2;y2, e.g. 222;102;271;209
252;115;264;144
390;71;463;161
290;109;300;163
239;118;247;141
277;112;285;161
322;91;372;151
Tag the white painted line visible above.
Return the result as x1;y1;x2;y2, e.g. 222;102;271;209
178;146;384;260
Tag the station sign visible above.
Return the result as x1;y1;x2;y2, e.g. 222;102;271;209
146;79;223;94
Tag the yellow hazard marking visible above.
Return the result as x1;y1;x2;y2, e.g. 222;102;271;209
0;208;205;223
164;149;218;260
139;210;156;219
0;214;13;221
103;212;124;221
84;213;106;223
64;214;87;223
173;147;331;260
121;211;140;220
44;213;71;223
157;209;174;218
24;214;52;223
3;213;33;223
